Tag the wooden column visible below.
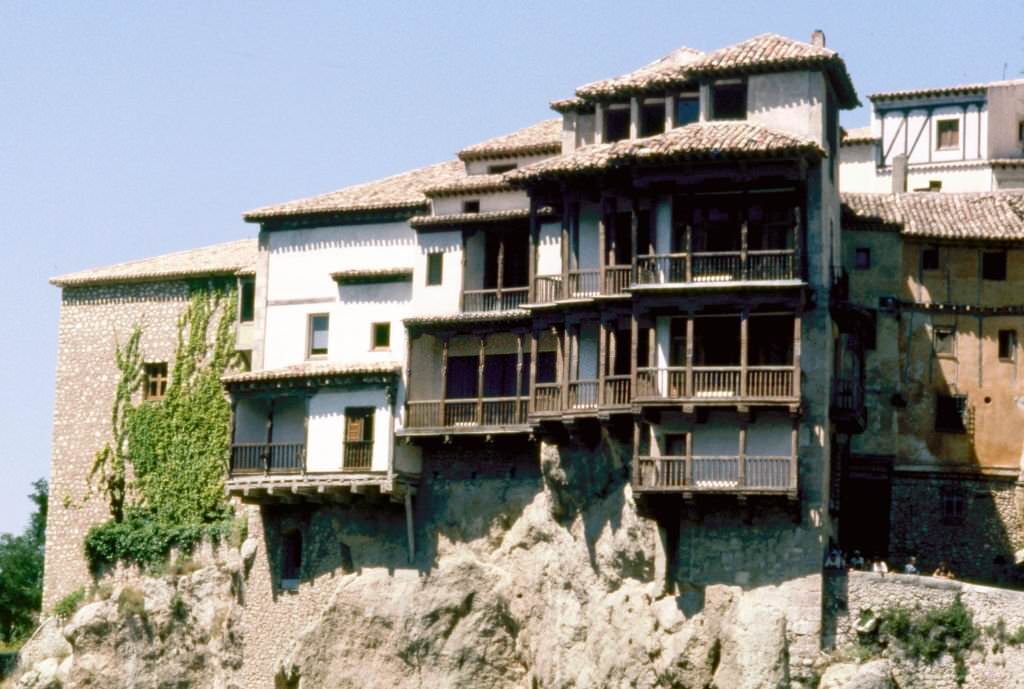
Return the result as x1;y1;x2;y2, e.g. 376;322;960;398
561;200;571;299
476;335;486;424
404;492;415;564
632;419;641;485
685;223;693;283
630;306;640;398
664;94;675;131
685;316;694;398
790;416;800;491
598;317;608;406
265;398;275;474
515;332;524;421
569;324;579;406
439;336;450;427
793;311;802;398
685;430;693;486
738;417;748;488
496;234;505;306
630;196;640;285
598;198;607;295
740;311;749;398
793;205;803;281
528;198;539;302
740;219;749;280
558;325;569;410
528;329;539;413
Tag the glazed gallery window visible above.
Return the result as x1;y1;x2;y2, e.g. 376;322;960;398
426;253;444;286
674;91;700;126
307;314;329;358
143;362;168;401
936;118;960;150
462;199;480;214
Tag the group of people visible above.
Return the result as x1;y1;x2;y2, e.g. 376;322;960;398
824;546;956;580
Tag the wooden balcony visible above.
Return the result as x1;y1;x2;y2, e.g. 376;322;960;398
603;266;632;295
568;269;600;298
461;286;529;313
230;443;305;475
634;365;797;404
634;249;798;286
342;441;373;471
633;454;795;495
404;397;529;433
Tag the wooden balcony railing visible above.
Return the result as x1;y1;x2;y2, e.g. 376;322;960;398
636;254;688;284
568;269;600;298
635;366;797;402
405;397;528;430
692;367;742;398
634;250;797;286
603;375;631;407
462;286;529;313
747;366;796;398
533;275;562;304
747;250;797;281
633;455;792;492
533;383;562;413
230;443;305;475
603;266;632;295
567;380;599;409
342;441;373;471
636;367;687;399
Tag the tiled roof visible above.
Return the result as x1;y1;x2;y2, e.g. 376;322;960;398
565;34;858;109
457;119;563;162
841;126;877;146
222;361;401;385
243;161;465;221
404;311;531;328
51;239;257;288
841;192;1024;241
507;122;824;184
423;173;515;197
331;268;413;285
867;79;1024;103
409;207;555;229
575;47;705;99
550;97;594;114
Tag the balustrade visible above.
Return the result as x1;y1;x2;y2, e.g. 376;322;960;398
633;455;792;492
230;443;305;475
462;286;529;313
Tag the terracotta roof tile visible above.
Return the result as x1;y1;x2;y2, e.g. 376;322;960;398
409;207;555;229
423;173;515;197
404;311;531;328
51;239;257;288
507;122;824;184
841;126;877;146
868;79;1024;103
457;119;562;162
841;192;1024;241
330;268;413;284
243;161;465;221
222;361;401;385
575;47;705;99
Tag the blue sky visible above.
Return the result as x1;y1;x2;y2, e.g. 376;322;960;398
1;0;1022;534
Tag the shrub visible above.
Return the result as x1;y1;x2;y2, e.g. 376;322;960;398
52;588;86;619
117;586;146;618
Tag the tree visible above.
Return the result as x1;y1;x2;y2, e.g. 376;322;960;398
0;479;48;645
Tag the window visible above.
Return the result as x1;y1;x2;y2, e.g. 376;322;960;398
426;253;444;286
486;163;516;174
239;277;255;322
921;247;939;271
933;326;956;357
462;199;480;214
604;106;630;142
936;118;960;150
308;314;329;358
854;247;871;270
982;251;1007;281
710;80;747;120
280;530;302;589
371;322;391;350
940;488;967;525
143;363;168;401
999;329;1017;361
1019;120;1024;144
935;394;968;433
675;92;700;126
343;407;374;470
664;433;686;457
639;99;665;137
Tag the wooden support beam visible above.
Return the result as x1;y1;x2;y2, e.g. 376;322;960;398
793;312;802;398
685;316;694;398
598;198;607;293
738;417;747;489
598;318;607;407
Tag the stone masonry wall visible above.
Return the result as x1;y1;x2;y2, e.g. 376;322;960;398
44;282;192;608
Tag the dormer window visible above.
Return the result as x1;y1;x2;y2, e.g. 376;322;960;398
462;200;480;214
675;91;700;126
639;99;665;137
604;105;630;142
936;119;959;150
710;79;747;121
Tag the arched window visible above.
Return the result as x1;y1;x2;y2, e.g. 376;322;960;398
281;530;302;589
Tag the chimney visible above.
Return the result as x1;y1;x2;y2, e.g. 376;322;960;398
811;30;826;48
892;154;908;194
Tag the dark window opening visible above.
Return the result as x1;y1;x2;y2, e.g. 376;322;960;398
982;251;1007;281
937;119;960;150
344;407;374;470
371;322;391;350
144;362;168;401
612;328;631;375
921;247;939;271
604;107;630;142
338;542;354;573
940;488;967;525
999;329;1017;361
664;433;687;457
535;351;557;384
636;208;653;255
693;316;740;366
239;278;255;322
281;530;303;587
935;394;968;433
308;314;329;357
462;200;480;214
483;232;529;289
608;211;634;265
639;100;665;137
426;253;444;286
668;319;687;367
710;80;747;120
486;163;516;174
854;247;871;270
446;356;479;399
933;326;956;357
748;315;795;365
675;94;699;126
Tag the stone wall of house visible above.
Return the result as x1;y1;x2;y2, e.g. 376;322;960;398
888;472;1024;585
43;282;192;608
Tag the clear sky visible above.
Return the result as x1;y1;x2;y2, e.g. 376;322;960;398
1;0;1022;534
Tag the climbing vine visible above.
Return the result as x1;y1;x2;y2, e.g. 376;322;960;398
86;280;241;571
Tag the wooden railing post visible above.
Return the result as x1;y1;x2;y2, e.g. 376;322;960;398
685;224;693;283
685;316;694;398
476;335;486;425
515;333;524;423
440;336;449;428
738;417;748;488
740;311;749;398
685;431;693;487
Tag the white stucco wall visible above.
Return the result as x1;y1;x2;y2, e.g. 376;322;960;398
877;102;986;168
306;388;392;472
537;222;562;276
748;71;826;146
413;230;463;313
432;190;532;215
986;82;1024;159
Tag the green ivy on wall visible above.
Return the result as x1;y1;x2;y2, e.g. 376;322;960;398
86;280;241;571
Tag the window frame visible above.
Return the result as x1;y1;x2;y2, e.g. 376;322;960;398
371;322;391;351
921;246;940;272
486;163;516;174
603;104;631;143
709;79;747;121
936;118;960;151
854;247;871;270
639;98;666;138
143;362;169;401
933;325;957;358
999;329;1017;362
307;313;330;359
426;253;444;286
982;250;1007;281
462;199;480;214
674;91;700;127
238;277;255;323
280;529;303;590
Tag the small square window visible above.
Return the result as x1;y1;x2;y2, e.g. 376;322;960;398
371;322;391;351
933;326;956;357
940;488;967;525
710;80;747;121
921;247;939;271
462;200;480;214
486;163;516;174
999;330;1017;361
982;251;1007;281
144;362;168;401
308;314;329;358
935;394;968;433
936;119;960;150
675;93;699;126
639;99;665;137
426;253;444;286
239;277;255;323
854;247;871;270
604;106;630;142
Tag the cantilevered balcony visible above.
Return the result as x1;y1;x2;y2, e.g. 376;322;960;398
634;249;798;286
634;365;796;402
633;454;795;493
230;442;306;474
461;287;529;313
461;227;529;313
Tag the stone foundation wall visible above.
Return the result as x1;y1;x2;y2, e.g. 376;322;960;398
888;472;1024;585
43;282;192;608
